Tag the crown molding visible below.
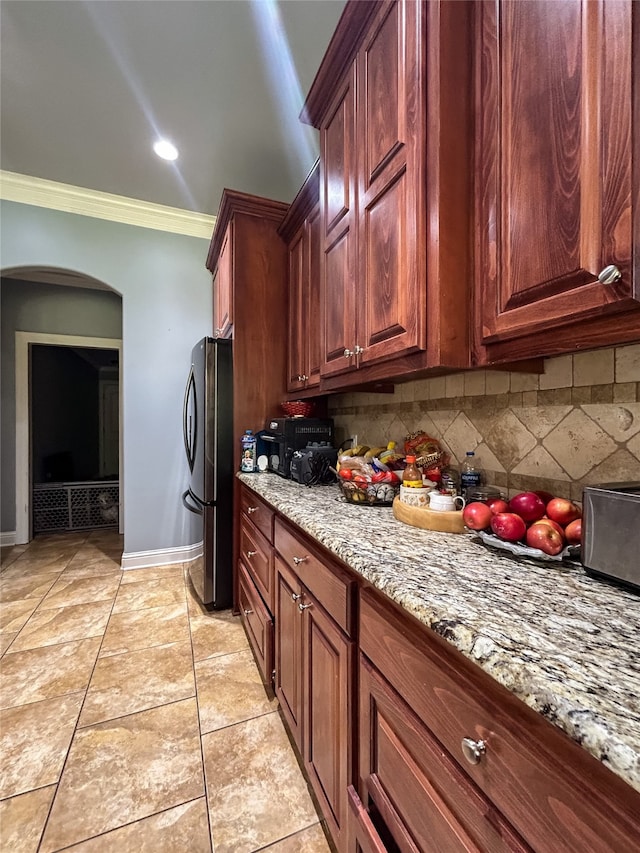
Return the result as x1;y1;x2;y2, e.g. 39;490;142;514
0;171;216;239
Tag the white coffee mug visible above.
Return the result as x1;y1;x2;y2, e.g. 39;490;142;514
429;493;465;512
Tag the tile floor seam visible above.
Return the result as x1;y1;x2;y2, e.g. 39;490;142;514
185;574;215;853
33;563;125;853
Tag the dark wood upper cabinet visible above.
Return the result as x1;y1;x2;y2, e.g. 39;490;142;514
474;0;640;363
206;190;289;472
278;163;322;392
303;0;473;390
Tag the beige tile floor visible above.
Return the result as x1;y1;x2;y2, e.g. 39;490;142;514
0;530;331;853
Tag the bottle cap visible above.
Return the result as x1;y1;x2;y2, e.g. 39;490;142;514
405;454;416;463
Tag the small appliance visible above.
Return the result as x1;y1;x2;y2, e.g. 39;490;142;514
582;482;640;592
261;417;334;478
290;444;338;485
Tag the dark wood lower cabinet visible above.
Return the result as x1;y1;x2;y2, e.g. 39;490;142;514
274;549;354;852
274;555;304;748
237;485;640;853
303;591;353;848
356;654;529;853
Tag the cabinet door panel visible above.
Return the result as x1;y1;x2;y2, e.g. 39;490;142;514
362;1;402;184
323;227;357;376
238;562;273;693
360;655;529;853
287;227;306;391
304;598;353;851
274;556;303;750
358;0;425;365
239;518;273;613
476;0;637;345
307;205;322;387
321;67;358;379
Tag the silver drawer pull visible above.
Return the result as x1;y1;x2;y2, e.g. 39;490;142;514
292;555;308;565
291;592;302;601
246;550;257;558
298;602;312;612
461;737;486;765
247;506;258;514
243;608;253;616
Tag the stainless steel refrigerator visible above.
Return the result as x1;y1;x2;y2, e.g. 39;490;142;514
182;337;233;609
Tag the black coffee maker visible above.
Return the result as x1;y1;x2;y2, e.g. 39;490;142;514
261;417;334;478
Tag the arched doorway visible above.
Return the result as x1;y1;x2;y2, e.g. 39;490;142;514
1;266;123;544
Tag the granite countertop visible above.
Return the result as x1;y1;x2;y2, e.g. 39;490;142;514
238;472;640;793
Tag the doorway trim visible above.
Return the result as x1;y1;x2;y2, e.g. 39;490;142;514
15;331;123;544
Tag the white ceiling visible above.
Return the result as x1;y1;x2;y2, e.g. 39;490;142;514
0;0;346;216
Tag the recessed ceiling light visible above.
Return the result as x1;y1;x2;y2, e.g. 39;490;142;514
153;139;178;161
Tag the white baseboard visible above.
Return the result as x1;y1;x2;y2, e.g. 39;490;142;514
1;531;17;547
121;541;203;571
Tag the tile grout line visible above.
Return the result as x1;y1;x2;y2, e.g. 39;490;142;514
185;567;215;853
35;535;125;853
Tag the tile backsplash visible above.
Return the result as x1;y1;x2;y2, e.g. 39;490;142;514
328;343;640;502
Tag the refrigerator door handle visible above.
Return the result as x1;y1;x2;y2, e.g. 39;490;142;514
183;366;197;472
182;488;203;515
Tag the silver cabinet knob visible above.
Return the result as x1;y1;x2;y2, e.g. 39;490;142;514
598;264;622;285
354;345;364;355
301;374;308;381
243;608;253;616
246;550;257;558
344;348;354;358
298;602;312;612
461;737;486;765
292;556;308;565
247;506;258;514
291;592;302;601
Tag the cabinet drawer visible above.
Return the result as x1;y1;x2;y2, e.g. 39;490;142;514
238;562;274;692
360;588;640;853
240;487;274;542
239;517;273;612
274;518;353;634
358;653;528;853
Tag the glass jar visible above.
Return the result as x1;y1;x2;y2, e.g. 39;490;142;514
467;485;502;503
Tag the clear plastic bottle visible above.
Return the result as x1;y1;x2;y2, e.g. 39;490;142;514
460;450;482;498
240;429;257;472
402;455;422;488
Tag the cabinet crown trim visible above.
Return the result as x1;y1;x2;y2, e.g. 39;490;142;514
207;189;289;270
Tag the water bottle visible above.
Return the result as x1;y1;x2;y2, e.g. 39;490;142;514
460;451;482;498
240;429;257;472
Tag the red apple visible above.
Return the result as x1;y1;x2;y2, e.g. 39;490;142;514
486;497;509;514
463;502;493;531
526;521;565;556
546;497;581;526
536;517;565;537
508;492;546;523
533;490;555;506
565;518;582;545
491;512;527;542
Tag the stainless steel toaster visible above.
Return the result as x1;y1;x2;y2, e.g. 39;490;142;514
582;482;640;591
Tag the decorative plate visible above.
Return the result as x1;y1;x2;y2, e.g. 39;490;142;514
472;529;581;563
